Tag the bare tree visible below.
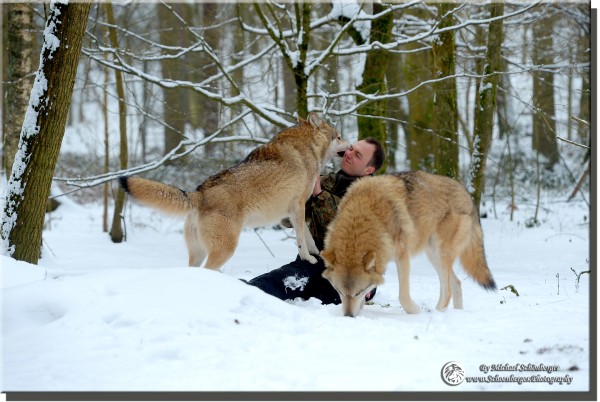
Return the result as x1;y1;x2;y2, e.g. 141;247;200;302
1;1;92;263
432;2;459;179
468;2;505;212
356;3;394;172
401;8;435;172
531;9;559;168
3;3;35;179
105;2;129;243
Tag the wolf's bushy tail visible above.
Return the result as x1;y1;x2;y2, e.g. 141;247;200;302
119;176;202;215
460;215;496;291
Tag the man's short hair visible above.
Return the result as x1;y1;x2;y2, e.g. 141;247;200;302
363;137;386;172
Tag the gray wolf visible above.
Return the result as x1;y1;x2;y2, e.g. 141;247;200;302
320;171;496;317
120;113;349;270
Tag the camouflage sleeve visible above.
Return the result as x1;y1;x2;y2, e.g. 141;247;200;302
305;188;341;251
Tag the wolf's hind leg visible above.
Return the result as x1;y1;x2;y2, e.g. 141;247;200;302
426;236;463;311
185;215;207;267
201;217;242;271
425;244;450;311
450;271;463;309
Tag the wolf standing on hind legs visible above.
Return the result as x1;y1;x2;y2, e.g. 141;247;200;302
120;113;349;270
246;138;386;305
321;171;497;317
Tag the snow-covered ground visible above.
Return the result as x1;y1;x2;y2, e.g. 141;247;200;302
2;190;592;394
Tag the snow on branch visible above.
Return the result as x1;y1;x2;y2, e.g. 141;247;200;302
53;112;270;190
330;1;540;57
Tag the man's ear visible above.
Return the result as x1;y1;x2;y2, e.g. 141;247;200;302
364;166;375;176
320;249;335;267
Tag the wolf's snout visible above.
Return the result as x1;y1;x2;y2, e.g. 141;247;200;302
342;298;361;317
335;141;351;156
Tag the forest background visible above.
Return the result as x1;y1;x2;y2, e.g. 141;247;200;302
0;0;592;263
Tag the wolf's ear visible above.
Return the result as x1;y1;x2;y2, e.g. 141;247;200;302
307;112;323;128
320;249;335;267
363;251;376;271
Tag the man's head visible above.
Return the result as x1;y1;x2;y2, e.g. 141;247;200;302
340;137;385;177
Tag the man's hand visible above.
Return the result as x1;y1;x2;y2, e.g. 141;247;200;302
312;177;323;197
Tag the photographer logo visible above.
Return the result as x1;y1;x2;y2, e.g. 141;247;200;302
441;361;466;386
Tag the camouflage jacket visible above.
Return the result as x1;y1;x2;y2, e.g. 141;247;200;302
305;170;362;251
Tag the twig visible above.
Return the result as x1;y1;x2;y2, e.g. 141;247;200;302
570;115;590;127
500;285;520;297
556;136;590;150
570;267;591;291
254;229;275;258
568;163;590;202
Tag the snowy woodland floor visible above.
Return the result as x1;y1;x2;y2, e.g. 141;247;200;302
1;188;593;397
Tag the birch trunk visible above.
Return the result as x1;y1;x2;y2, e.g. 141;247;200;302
3;3;35;179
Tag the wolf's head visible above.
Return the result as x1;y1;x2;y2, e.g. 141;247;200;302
304;112;350;158
321;246;387;318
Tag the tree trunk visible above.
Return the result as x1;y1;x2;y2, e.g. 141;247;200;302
403;40;434;171
468;2;504;212
3;3;35;179
356;3;393;172
385;50;404;171
103;62;110;233
197;2;222;157
1;1;92;263
293;2;311;118
577;29;590;144
532;13;559;169
159;3;187;156
252;2;311;119
105;2;129;243
432;3;458;179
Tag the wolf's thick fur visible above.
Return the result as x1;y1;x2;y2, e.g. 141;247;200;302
121;113;349;270
321;172;496;317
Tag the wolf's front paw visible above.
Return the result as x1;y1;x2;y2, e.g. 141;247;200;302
300;253;318;264
308;244;320;256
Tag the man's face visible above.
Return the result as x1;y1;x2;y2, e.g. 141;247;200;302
340;140;376;177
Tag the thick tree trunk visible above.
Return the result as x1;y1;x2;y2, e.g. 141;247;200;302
159;3;187;156
356;3;393;172
293;2;311;118
432;3;458;179
468;2;504;212
385;50;404;171
197;2;222;157
532;13;559;168
403;46;434;171
1;1;92;263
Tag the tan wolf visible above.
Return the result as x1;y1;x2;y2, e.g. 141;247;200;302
120;113;349;270
320;172;496;317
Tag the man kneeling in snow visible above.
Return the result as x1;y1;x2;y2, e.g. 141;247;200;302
245;138;385;304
